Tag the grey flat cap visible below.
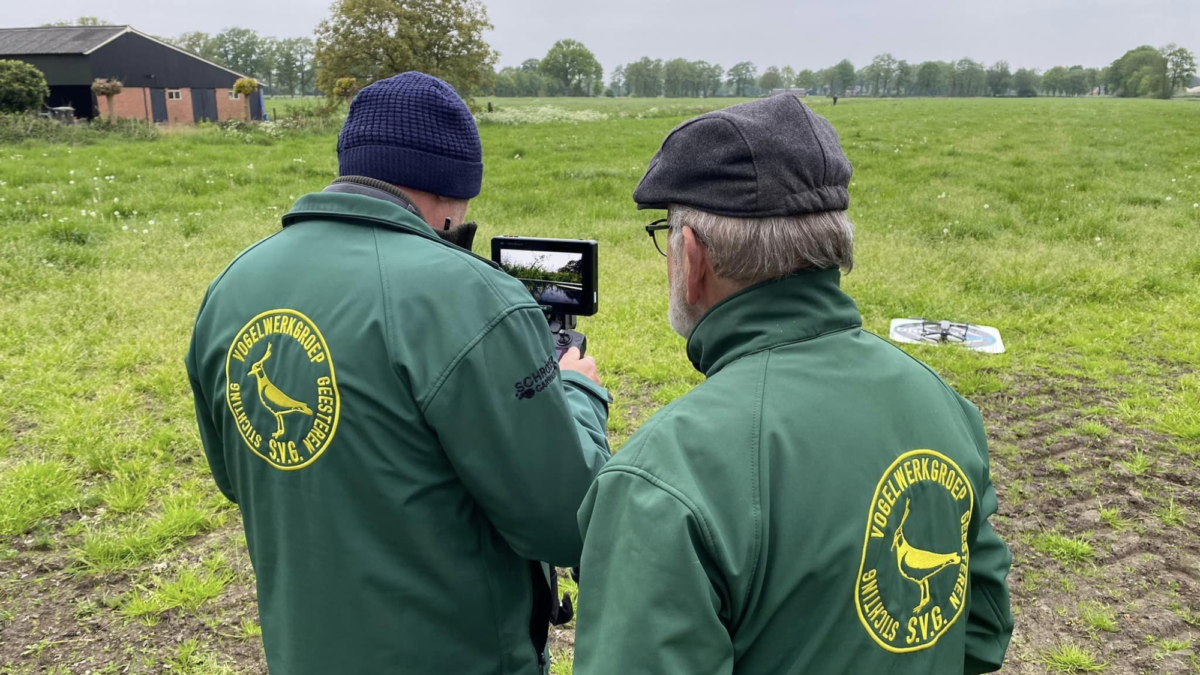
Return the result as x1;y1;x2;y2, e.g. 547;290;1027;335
633;95;852;218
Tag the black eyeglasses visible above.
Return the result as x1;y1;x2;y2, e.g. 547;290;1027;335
646;219;671;257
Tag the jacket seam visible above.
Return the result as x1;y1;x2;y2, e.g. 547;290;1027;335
372;227;403;384
742;351;767;618
597;465;720;560
201;230;287;314
419;304;539;413
861;332;981;444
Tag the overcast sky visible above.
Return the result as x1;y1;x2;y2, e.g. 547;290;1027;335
6;0;1197;73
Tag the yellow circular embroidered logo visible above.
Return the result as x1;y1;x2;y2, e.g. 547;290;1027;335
224;309;340;471
855;449;974;653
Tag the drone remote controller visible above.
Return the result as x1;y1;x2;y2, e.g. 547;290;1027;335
554;328;587;359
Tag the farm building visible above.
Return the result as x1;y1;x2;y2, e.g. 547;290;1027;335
0;25;262;123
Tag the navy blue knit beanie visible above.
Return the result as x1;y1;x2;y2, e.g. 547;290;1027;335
337;72;483;200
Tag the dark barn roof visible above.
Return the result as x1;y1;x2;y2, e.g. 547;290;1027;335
0;26;127;55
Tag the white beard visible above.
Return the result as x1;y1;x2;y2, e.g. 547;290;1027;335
668;253;706;339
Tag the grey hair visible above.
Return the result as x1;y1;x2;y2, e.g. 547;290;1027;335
668;205;855;285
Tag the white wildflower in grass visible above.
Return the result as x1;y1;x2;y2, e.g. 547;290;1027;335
942;228;949;234
51;191;57;195
247;164;255;170
69;181;75;185
477;106;609;126
149;220;155;225
89;211;96;217
42;214;48;218
293;158;306;163
114;211;121;217
113;198;119;203
1095;237;1102;242
142;229;149;234
122;225;128;231
984;204;990;209
1166;196;1172;202
69;170;74;176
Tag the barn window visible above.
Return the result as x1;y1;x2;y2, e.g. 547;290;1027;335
167;90;182;101
228;91;240;100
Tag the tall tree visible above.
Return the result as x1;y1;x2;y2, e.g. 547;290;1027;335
832;59;855;96
274;38;315;95
868;53;897;95
212;28;264;78
759;65;784;92
986;61;1011;96
1042;66;1068;96
663;58;695;97
609;65;626;97
953;58;985;96
1013;68;1040;96
697;62;724;97
795;68;817;91
540;39;603;96
624;57;664;97
727;62;757;96
780;66;796;89
314;0;497;99
915;61;945;95
894;60;913;95
1163;45;1198;95
174;32;221;63
1107;46;1169;98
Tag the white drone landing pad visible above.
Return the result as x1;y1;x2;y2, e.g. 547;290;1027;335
889;319;1006;354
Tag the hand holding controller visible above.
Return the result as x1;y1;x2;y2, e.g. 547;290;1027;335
555;328;587;359
558;344;601;386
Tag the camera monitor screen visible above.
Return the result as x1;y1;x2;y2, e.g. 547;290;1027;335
492;237;598;316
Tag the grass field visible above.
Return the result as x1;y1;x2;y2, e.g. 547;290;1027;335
3;96;1200;674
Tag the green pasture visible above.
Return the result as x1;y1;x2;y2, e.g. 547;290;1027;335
2;96;1199;673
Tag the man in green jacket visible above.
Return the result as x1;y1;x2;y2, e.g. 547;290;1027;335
575;95;1013;674
187;73;611;675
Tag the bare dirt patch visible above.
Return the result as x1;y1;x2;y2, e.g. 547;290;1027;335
981;378;1200;674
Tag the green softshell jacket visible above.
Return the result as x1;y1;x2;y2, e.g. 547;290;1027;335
575;269;1013;675
186;191;611;675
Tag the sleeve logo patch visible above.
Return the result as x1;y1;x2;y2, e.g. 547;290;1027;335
855;449;974;653
225;309;340;471
514;354;559;401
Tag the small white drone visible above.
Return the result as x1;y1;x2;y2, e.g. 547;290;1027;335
889;319;1005;354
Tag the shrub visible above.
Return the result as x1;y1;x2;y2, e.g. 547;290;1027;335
0;60;50;114
0;114;158;145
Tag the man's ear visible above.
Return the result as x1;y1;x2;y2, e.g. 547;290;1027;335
682;226;707;306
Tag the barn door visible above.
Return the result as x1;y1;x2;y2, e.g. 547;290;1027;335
250;91;264;121
150;89;168;123
191;89;218;123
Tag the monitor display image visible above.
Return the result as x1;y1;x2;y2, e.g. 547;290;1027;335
499;249;585;309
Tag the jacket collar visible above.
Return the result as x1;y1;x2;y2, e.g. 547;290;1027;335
686;268;862;377
281;190;498;269
323;176;427;219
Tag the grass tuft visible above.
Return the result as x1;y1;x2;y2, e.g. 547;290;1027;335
1042;642;1108;672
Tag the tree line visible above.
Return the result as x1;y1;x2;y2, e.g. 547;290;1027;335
36;6;1199;102
489;43;1197;100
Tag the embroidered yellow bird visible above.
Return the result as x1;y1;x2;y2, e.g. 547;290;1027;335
891;499;963;613
247;342;313;439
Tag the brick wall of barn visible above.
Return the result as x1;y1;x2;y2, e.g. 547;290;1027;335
216;89;248;121
109;87;151;122
166;89;194;125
